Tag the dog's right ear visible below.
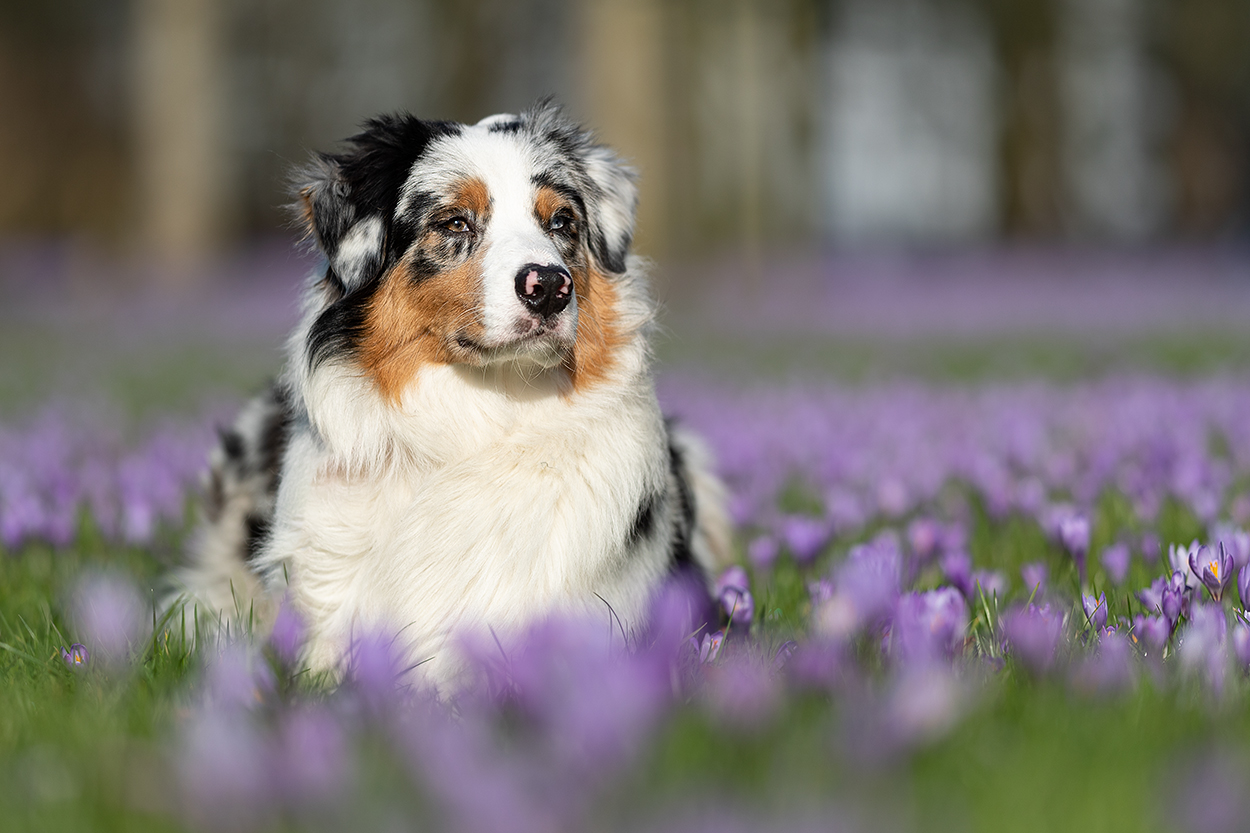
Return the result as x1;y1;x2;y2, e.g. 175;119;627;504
294;114;459;294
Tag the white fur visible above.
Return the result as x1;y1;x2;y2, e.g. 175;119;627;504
332;215;383;290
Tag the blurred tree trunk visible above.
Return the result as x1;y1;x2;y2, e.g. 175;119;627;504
132;0;231;278
577;0;670;257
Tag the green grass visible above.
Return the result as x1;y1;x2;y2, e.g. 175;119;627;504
3;318;1250;830
656;327;1250;384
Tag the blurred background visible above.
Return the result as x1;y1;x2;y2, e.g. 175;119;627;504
6;0;1250;263
3;0;1250;410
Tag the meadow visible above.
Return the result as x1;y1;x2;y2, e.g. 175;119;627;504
3;246;1250;833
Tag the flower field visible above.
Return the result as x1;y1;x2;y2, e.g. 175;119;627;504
4;249;1250;832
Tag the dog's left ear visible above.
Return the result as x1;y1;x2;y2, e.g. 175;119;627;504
581;144;638;275
294;114;457;293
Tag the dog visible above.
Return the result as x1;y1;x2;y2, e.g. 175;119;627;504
172;100;731;688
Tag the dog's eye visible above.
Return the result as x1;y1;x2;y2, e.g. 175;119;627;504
548;212;576;234
442;217;472;234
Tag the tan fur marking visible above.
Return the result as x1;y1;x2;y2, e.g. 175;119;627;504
359;255;485;403
566;264;624;393
297;188;316;241
534;186;568;226
453;177;491;219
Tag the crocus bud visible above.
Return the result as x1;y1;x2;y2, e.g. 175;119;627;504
1082;593;1108;631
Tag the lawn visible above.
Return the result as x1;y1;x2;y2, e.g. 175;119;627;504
2;247;1250;832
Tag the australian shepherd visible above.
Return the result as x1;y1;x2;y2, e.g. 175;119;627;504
173;101;730;686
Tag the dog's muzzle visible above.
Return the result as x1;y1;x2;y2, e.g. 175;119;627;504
515;264;572;320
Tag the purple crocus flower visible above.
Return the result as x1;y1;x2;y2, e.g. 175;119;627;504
697;630;725;664
60;643;89;669
1132;614;1170;656
1189;543;1235;603
1001;604;1064;674
1232;622;1250;670
1082;593;1108;631
1100;543;1131;585
714;566;754;626
1240;564;1250;612
1139;575;1167;614
1162;576;1186;626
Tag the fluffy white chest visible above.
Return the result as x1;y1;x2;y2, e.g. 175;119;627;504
262;363;671;680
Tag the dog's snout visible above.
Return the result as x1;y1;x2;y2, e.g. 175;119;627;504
515;264;572;319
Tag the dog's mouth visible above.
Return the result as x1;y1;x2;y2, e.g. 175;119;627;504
450;326;571;368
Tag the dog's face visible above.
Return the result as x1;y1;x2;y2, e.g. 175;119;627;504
296;102;639;400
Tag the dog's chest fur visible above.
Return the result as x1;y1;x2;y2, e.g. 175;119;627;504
262;360;673;678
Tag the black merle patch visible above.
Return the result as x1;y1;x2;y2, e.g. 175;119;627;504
666;428;699;578
244;513;271;563
297;114;461;364
627;490;661;549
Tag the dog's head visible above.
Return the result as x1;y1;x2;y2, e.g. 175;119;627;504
295;100;639;400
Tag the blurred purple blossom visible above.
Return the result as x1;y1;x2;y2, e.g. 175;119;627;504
746;535;779;569
1058;514;1090;582
268;598;307;668
907;517;941;561
1232;622;1250;671
705;654;782;727
1132;614;1171;656
1171;541;1202;591
1070;631;1136;695
1001;604;1065;674
68;570;147;668
972;570;1006;601
891;587;968;665
779;515;830;564
1179;604;1229;694
941;551;973;599
274;705;352;806
1100;542;1131;585
1021;562;1048;597
204;641;275;711
1211;525;1250;570
177;708;273;832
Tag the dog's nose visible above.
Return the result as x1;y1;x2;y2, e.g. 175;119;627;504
515;264;573;319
